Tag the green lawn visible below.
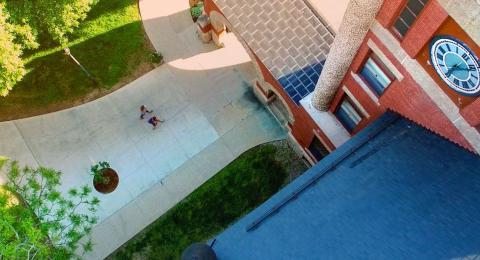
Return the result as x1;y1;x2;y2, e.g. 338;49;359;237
0;0;155;121
109;143;291;260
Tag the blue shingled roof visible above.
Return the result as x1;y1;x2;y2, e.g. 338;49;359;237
211;112;480;259
277;61;324;105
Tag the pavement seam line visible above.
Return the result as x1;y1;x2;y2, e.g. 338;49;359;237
12;121;41;167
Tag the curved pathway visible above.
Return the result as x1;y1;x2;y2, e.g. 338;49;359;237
0;0;285;258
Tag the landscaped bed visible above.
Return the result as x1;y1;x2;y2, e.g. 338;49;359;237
108;141;307;259
0;0;157;121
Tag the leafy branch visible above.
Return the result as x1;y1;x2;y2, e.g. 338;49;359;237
90;161;110;185
0;159;100;259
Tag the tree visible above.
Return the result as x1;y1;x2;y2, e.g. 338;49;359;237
0;1;39;96
0;3;29;97
35;0;99;82
0;158;100;259
0;0;99;96
35;0;98;46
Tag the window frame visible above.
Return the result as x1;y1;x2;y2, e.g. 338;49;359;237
358;52;396;97
391;0;429;39
334;95;365;134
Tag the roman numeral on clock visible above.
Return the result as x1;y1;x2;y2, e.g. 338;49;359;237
468;79;475;88
462;53;470;61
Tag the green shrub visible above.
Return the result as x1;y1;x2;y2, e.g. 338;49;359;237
190;6;203;21
150;51;163;64
90;161;110;184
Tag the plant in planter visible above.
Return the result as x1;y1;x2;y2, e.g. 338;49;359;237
190;2;204;22
91;161;119;194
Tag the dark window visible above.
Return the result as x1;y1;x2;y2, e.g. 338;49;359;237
393;0;429;37
360;54;394;96
334;96;364;133
308;137;329;162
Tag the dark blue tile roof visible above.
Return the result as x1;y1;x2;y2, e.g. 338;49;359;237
277;61;324;105
211;112;480;259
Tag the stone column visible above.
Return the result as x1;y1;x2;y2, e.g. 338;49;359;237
311;0;384;111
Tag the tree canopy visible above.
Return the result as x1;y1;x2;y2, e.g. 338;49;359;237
34;0;99;46
0;0;98;96
0;159;100;259
0;3;28;97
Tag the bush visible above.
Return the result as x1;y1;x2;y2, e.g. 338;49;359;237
190;5;203;22
150;51;163;64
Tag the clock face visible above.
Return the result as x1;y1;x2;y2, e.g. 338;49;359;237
430;36;480;96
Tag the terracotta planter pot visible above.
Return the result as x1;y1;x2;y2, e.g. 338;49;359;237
93;168;119;194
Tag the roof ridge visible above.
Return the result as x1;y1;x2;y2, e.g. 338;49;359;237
301;0;336;36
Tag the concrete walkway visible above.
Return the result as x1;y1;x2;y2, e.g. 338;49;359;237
0;0;285;259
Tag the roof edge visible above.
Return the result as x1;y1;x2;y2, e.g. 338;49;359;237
245;111;401;232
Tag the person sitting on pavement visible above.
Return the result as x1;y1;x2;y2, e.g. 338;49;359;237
148;116;164;129
140;105;153;119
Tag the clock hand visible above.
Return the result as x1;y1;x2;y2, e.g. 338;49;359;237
455;65;478;71
445;62;463;77
446;67;458;77
455;68;477;71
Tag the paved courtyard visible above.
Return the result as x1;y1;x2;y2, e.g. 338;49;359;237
0;0;286;258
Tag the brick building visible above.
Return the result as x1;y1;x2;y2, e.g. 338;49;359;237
184;1;480;257
197;0;480;162
312;0;480;156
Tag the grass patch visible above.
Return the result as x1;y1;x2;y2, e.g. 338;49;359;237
109;143;290;260
0;0;155;121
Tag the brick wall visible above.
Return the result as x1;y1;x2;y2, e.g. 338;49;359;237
461;99;480;127
330;31;474;151
376;0;405;27
250;53;335;151
400;1;448;57
377;0;449;58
